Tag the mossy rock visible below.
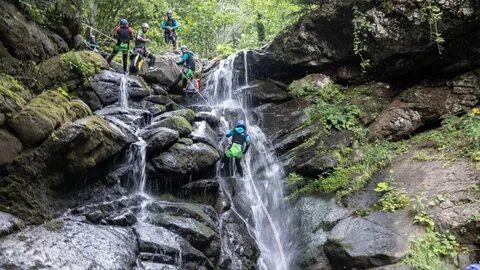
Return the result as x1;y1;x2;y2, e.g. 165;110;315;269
8;89;92;146
153;116;193;137
37;50;109;91
0;129;22;166
0;74;32;124
160;109;196;123
0;175;52;224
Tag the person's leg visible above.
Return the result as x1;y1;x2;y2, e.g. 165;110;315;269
235;158;244;177
147;52;156;67
106;47;118;63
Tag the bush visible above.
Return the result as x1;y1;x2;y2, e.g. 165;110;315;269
373;181;410;212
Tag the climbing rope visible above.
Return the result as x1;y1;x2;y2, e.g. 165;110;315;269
82;23;117;43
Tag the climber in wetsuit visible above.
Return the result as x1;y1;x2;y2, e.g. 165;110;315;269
106;19;133;74
162;10;179;50
169;45;196;93
222;120;251;177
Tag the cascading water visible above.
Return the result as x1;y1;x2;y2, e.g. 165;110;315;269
119;76;129;109
205;51;297;270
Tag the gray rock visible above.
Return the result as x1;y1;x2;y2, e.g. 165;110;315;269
0;220;137;269
195;112;221;129
106;209;137;226
244;80;292;106
324;211;423;269
182;179;220;205
151;142;220;176
145;116;193;137
0;212;22;237
140;127;180;155
190;121;219;149
145;95;174;106
155;109;197;124
0;129;22;166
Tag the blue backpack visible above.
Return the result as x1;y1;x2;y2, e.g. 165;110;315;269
465;264;480;270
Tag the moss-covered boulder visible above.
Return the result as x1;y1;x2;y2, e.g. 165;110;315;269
144;116;193;137
0;129;22;166
8;89;92;146
155;109;196;124
37;51;109;91
0;75;32;125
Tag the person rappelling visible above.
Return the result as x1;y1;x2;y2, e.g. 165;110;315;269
129;22;156;73
169;45;196;93
106;19;133;74
222;120;251;177
162;10;179;50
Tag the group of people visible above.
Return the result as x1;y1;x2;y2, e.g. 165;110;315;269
89;11;251;177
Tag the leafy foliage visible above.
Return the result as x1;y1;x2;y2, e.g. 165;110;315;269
82;0;301;58
61;51;96;78
373;180;410;212
404;231;459;270
352;6;373;73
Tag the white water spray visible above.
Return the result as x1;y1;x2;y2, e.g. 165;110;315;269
119;76;129;109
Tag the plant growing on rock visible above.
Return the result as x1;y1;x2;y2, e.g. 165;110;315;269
373;179;410;212
421;0;444;54
61;51;97;79
352;6;373;73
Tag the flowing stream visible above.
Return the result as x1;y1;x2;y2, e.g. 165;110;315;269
205;51;297;270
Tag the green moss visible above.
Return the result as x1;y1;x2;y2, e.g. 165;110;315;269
0;74;32;117
61;51;97;78
178;137;193;145
0;175;52;224
169;109;196;123
69;99;93;119
169;116;193;134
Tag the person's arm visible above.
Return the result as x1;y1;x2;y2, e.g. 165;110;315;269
243;135;251;153
172;20;179;30
226;129;234;138
176;53;188;65
136;31;148;42
161;20;167;30
113;27;120;38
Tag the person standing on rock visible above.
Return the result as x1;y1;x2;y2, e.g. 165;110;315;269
106;19;133;74
169;45;196;92
222;120;251;177
130;22;156;73
162;10;179;50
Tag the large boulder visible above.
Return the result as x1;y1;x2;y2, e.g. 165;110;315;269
190;121;219;149
0;212;22;237
324;211;423;269
142;52;203;87
0;75;32;125
37;51;109;91
260;0;480;83
0;1;68;63
76;70;151;110
369;70;480;140
8;90;92;146
151;142;220;176
0;129;22;166
145;116;193;137
139;127;180;155
244;80;292;107
0;219;137;269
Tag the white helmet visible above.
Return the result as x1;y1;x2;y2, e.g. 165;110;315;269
142;23;149;28
180;45;188;50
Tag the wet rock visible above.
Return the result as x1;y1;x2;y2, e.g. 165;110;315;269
216;106;246;128
255;98;310;141
156;109;196;124
369;70;480;140
294;196;350;268
182;179;220;205
217;210;260;270
142;52;203;86
83;70;151;109
350;82;397;126
0;129;22;166
273;121;322;155
37;51;108;91
145;116;193;137
85;210;104;224
0;219;137;269
106;209;137;226
145;95;174;106
140;127;180;155
151;142;220;176
152;84;169;95
8;90;92;146
190;121;219;149
134;222;213;269
245;80;292;106
140;262;181;270
0;212;22;237
324;211;423;269
195;112;221;129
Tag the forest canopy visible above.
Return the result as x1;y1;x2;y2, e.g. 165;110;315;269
82;0;307;58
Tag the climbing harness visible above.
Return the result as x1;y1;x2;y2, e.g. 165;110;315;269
169;58;212;108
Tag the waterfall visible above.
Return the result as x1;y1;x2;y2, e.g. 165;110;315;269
119;75;129;109
205;51;297;270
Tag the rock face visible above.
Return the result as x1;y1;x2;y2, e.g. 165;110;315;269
245;80;292;106
260;0;480;83
0;129;22;166
369;70;480;140
0;219;138;269
8;90;92;146
0;75;32;125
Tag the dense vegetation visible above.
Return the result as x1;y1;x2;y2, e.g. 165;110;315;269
82;0;305;58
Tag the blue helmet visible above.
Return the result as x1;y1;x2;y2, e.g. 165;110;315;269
465;264;480;270
120;19;128;27
236;120;246;129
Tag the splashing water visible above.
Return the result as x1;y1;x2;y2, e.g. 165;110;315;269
205;51;297;270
